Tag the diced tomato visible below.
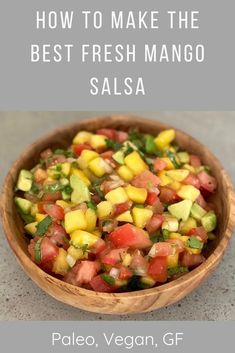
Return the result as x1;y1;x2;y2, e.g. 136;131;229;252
159;187;180;204
100;248;128;265
166;239;185;253
90;238;106;255
197;171;217;194
42;191;62;202
183;173;201;189
114;201;132;216
40;148;53;160
146;214;164;233
118;266;133;280
90;274;117;293
196;193;209;210
146;191;158;206
148;256;168;283
37;201;50;214
131;170;160;189
73;143;92;156
109;224;152;249
116;131;128;143
154;158;167;172
149;242;174;257
181;252;205;268
97;128;128;143
100;150;114;160
28;237;59;265
130;250;149;275
43;204;64;221
64;261;101;286
46;223;69;248
188;227;208;243
190;154;202;167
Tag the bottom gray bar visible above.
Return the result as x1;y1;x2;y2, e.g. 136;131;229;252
0;321;234;353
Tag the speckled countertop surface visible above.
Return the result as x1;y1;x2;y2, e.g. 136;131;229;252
0;112;234;321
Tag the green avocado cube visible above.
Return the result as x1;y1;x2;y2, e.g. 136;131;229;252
168;200;193;221
190;202;207;222
14;197;32;214
16;170;33;192
201;211;217;232
70;175;90;204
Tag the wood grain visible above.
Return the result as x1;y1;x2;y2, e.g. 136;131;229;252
1;115;235;314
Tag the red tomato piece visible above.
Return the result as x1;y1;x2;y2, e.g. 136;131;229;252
46;223;69;248
149;242;174;257
40;148;53;160
100;248;128;265
114;201;132;216
90;238;106;255
188;227;208;243
181;252;205;268
64;261;101;286
196;193;209;210
100;150;114;160
97;128;128;143
130;250;149;276
148;256;168;283
159;187;180;204
146;214;164;233
197;171;217;194
118;266;133;280
183;173;201;189
90;275;117;293
189;154;202;167
131;170;160;189
109;224;152;249
146;191;158;206
43;204;64;221
37;201;51;214
166;239;185;253
73;143;92;156
28;237;59;265
154;158;167;172
42;191;62;202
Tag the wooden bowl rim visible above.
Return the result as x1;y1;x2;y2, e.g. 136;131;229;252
1;115;235;300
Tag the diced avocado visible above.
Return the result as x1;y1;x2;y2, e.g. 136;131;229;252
14;197;32;214
177;152;189;164
168;200;193;221
190;202;207;222
201;211;217;232
112;150;125;165
62;190;71;201
70;175;90;204
16;170;33;192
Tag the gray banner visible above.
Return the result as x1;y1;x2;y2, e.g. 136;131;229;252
0;0;234;110
0;321;234;353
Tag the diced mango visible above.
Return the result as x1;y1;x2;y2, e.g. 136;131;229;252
97;201;114;219
140;276;156;287
125;185;147;204
70;230;99;249
67;245;85;260
116;210;133;223
56;200;71;209
73;131;93;145
88;157;110;177
166;169;189;182
105;187;129;204
85;208;97;231
30;204;39;216
52;248;69;275
61;163;71;177
92;229;102;238
179;217;197;234
24;222;38;235
70;168;91;186
177;152;190;164
160;157;175;170
167;253;179;268
186;247;202;255
158;171;173;186
182;164;195;173
132;207;153;228
154;129;176;150
35;213;47;222
124;151;148;175
168;181;181;191
170;233;189;243
117;165;134;182
122;253;132;267
177;185;200;202
89;134;107;150
64;210;87;234
78;150;99;169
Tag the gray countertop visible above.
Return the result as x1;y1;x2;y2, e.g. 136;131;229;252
0;112;234;321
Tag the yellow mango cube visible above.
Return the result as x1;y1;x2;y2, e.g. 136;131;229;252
116;210;133;223
52;248;70;275
35;213;47;222
67;245;84;260
97;201;114;220
160;157;175;170
88;157;110;177
24;222;38;236
154;129;176;150
124;151;148;175
186;247;202;255
61;163;71;176
125;185;147;204
30;204;39;216
73;131;93;144
183;164;196;173
78;150;99;169
89;134;107;150
179;217;197;234
70;230;99;249
64;210;87;234
85;208;97;231
167;253;179;268
168;181;182;191
105;187;129;204
132;207;153;228
140;276;156;287
117;165;134;182
158;170;173;186
70;167;91;186
122;253;132;267
92;229;102;238
56;200;71;209
177;185;200;202
166;169;189;182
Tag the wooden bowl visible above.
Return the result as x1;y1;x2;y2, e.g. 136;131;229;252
1;115;235;315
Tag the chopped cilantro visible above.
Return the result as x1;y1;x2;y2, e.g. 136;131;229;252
54;148;76;158
86;201;97;210
69;241;89;253
34;238;42;264
187;236;203;250
35;216;52;236
30;182;40;195
20;212;35;224
162;229;170;240
105;138;122;151
63;184;73;195
166;151;181;169
45;183;63;193
101;274;115;285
